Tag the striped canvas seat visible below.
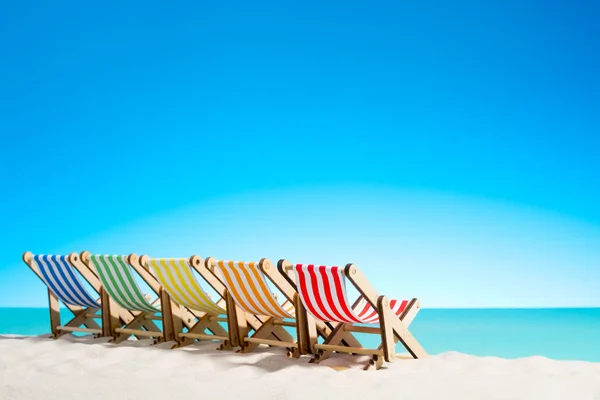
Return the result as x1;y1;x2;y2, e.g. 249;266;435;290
148;258;225;315
292;264;408;325
33;254;99;309
89;255;159;314
214;260;293;319
281;300;295;316
353;298;409;324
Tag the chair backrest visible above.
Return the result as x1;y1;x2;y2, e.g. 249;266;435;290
213;260;293;319
291;264;378;324
148;258;225;315
33;254;99;309
89;255;159;313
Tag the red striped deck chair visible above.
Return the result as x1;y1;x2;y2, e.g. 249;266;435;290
206;257;309;357
82;252;177;344
140;255;244;349
22;251;142;339
280;260;428;370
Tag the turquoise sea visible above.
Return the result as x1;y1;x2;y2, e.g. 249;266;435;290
1;307;599;362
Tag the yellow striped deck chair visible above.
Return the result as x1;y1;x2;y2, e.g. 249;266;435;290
207;257;311;357
141;255;242;349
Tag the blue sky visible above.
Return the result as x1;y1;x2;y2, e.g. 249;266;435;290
1;0;598;307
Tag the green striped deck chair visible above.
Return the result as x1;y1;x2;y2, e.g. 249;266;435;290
84;253;180;344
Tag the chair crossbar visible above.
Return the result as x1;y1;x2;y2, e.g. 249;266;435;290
244;337;299;348
180;332;229;341
273;320;296;327
114;328;164;337
314;343;384;356
57;326;102;334
343;325;382;334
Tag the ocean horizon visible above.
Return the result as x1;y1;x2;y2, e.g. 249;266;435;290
2;306;598;362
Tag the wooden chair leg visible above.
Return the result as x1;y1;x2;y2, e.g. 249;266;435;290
169;302;183;342
47;289;61;338
100;288;114;338
295;294;317;355
307;317;327;364
159;289;180;343
378;295;396;363
363;355;384;371
229;299;247;350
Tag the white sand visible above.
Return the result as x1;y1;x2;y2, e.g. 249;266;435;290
1;335;599;400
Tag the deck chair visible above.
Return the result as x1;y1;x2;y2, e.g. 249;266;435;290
142;255;243;349
206;257;308;357
280;261;428;370
83;252;179;344
22;251;135;338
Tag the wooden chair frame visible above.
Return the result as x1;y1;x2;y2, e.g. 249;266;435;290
279;260;428;370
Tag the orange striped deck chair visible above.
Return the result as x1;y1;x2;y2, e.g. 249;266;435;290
206;257;308;357
141;255;244;349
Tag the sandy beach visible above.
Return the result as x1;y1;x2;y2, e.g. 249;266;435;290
1;335;599;400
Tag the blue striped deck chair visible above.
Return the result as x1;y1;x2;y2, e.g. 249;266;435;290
22;251;129;338
83;251;180;344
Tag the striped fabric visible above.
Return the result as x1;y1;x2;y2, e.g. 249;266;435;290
353;298;409;324
149;258;225;315
90;255;159;313
292;264;408;324
33;255;99;309
282;300;295;316
214;260;293;319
